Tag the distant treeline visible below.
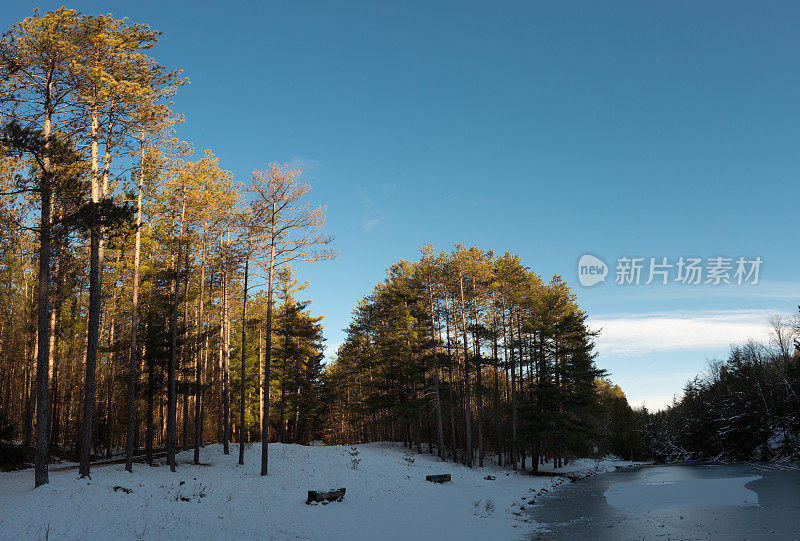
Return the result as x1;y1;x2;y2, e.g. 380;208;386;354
637;312;800;462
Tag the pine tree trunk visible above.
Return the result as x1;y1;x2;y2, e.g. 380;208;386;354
516;310;526;471
428;286;445;461
146;335;154;465
457;269;473;468
443;294;458;464
506;304;517;470
279;330;288;444
167;196;186;471
34;157;52;488
261;225;276;477
48;240;61;449
194;231;207;464
182;248;190;451
222;239;230;454
472;304;484;468
258;325;263;440
238;250;250;466
106;316;115;458
80;106;104;479
292;386;301;444
23;330;35;449
125;140;145;472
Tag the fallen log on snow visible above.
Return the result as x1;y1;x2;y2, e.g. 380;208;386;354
425;474;451;483
307;488;346;504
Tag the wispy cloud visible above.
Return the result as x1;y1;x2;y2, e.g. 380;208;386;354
589;308;784;356
355;185;386;232
362;217;380;232
584;281;800;302
287;156;320;172
381;182;404;198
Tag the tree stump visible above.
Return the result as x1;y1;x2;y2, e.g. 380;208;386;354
307;487;346;504
425;474;451;483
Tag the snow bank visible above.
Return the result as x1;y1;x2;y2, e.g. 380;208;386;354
0;443;636;540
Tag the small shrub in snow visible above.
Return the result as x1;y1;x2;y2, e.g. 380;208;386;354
401;449;415;466
348;447;361;469
472;498;495;517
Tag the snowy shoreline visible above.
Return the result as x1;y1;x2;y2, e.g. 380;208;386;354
0;443;641;540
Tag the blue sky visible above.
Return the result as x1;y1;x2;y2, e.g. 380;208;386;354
7;1;800;409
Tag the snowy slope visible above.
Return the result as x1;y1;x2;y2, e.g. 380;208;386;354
0;443;636;540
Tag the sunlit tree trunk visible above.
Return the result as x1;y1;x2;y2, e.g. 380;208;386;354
34;85;55;487
258;325;264;439
222;234;231;455
194;228;207;464
238;247;250;466
457;265;473;468
79;105;103;479
125;139;145;471
167;195;186;471
261;226;276;476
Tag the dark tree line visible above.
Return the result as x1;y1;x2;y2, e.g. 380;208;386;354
637;312;800;462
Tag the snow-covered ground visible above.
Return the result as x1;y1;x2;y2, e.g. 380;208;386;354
0;443;638;540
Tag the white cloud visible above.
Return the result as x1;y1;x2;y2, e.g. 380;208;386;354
589;309;780;356
586;281;800;302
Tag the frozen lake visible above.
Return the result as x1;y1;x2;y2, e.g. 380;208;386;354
529;463;800;540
